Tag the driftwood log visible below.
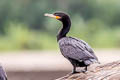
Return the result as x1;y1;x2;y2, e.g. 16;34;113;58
56;60;120;80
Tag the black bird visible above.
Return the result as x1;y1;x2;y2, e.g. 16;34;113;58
45;12;99;74
0;65;7;80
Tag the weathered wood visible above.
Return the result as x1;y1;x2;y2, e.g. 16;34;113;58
56;60;120;80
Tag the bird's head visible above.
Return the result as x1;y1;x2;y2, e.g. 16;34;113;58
44;12;70;22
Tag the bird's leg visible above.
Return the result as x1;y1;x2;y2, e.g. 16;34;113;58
72;66;76;73
72;66;79;74
85;66;87;71
68;66;79;76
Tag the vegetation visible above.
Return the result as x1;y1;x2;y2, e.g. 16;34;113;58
0;0;120;51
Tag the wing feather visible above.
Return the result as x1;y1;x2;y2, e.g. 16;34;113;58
59;37;98;65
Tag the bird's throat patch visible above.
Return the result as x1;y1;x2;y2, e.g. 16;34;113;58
56;16;61;19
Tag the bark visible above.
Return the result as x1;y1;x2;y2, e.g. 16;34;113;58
56;60;120;80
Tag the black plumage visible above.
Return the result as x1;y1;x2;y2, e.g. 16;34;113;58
45;12;99;74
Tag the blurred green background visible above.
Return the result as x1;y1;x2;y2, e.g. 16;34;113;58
0;0;120;51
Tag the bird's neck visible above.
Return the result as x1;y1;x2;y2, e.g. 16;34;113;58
57;19;71;41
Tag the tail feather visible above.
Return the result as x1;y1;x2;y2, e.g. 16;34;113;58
84;59;99;65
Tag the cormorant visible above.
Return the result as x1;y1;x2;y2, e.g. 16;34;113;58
44;12;99;74
0;65;7;80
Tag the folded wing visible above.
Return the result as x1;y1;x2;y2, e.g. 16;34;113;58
59;37;98;65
